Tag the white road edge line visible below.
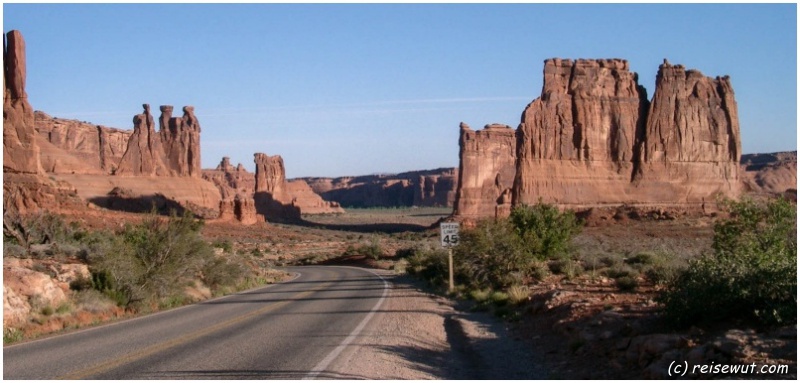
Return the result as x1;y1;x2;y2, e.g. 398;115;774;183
303;268;390;380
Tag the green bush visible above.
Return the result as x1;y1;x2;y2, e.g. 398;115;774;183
86;211;214;308
343;238;384;260
406;247;449;286
615;276;639;291
659;197;797;328
454;219;527;289
509;202;582;261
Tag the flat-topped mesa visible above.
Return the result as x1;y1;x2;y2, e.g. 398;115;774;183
115;104;172;176
4;30;41;174
453;122;517;219
633;60;741;202
159;105;202;177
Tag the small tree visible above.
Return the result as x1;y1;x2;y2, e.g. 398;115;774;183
509;202;582;261
660;197;796;328
454;219;527;289
88;210;214;307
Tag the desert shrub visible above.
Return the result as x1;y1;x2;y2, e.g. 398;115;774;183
3;210;81;248
454;219;527;289
394;246;418;259
469;288;492;303
659;197;797;328
202;255;251;292
86;211;214;308
509;202;582;261
549;259;583;280
490;291;510;306
212;239;234;254
506;285;530;305
615;275;639;291
406;247;449;286
74;289;117;313
393;258;409;274
3;327;23;345
3;243;27;258
530;260;551;282
343;238;384;260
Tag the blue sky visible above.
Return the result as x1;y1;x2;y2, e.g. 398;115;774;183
3;3;797;178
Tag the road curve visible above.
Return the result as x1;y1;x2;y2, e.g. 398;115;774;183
3;266;388;379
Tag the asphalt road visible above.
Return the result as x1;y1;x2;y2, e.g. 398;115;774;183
3;266;388;379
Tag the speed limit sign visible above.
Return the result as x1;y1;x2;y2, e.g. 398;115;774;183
440;222;459;248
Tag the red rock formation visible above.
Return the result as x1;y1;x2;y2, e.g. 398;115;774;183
233;194;259;225
160;105;202;177
3;30;41;174
633;60;741;203
202;157;256;200
253;153;343;221
413;169;458;207
453;58;743;219
285;180;343;214
513;59;649;208
115;104;172;176
35;111;132;174
454;123;517;219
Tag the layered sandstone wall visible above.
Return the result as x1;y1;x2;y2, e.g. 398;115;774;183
455;58;742;219
513;58;651;208
632;61;742;203
35;111;132;174
454;123;517;218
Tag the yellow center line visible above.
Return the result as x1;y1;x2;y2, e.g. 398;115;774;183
59;277;336;380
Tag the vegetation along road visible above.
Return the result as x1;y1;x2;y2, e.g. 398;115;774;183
3;266;388;379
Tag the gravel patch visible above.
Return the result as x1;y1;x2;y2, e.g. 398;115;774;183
326;271;545;379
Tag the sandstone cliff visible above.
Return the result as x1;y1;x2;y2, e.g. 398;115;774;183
35;111;132;174
513;59;651;209
454;123;516;219
633;60;742;203
3;30;41;174
3;30;86;214
454;58;742;219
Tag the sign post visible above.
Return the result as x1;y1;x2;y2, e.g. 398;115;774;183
440;222;459;293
